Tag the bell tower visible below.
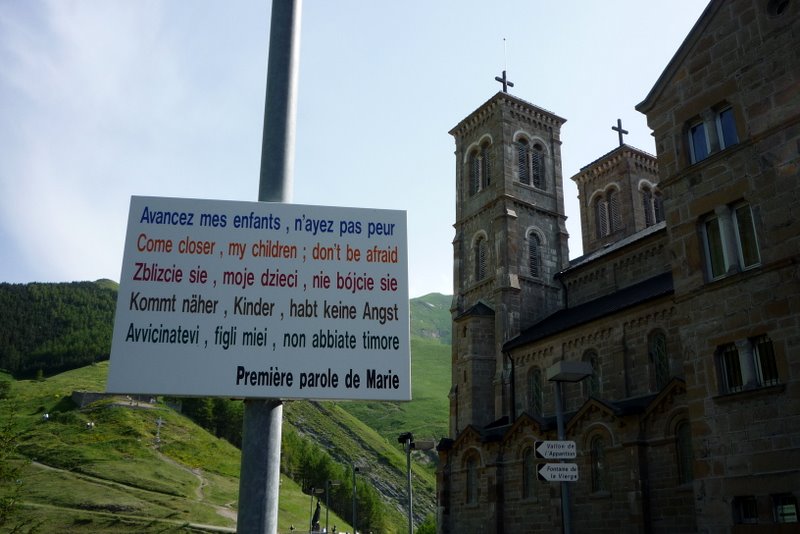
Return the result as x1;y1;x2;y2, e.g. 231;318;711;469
449;81;569;434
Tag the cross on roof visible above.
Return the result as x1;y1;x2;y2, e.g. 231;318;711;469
612;118;629;146
495;70;514;93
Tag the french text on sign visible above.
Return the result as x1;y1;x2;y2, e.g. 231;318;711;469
537;463;579;482
534;440;577;459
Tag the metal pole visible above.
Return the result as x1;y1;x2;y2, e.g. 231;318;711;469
352;466;358;534
554;381;571;534
326;480;331;534
406;438;413;534
309;489;315;533
237;1;302;533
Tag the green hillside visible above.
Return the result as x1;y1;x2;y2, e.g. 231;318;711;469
0;282;453;532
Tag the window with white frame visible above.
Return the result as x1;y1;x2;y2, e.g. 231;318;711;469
773;494;799;523
688;105;739;164
701;202;760;281
716;334;779;394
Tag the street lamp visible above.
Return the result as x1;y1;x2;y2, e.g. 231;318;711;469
326;479;340;534
398;432;436;534
547;361;593;534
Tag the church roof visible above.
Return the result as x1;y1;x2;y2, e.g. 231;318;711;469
503;271;674;351
449;91;566;137
453;301;495;321
577;143;657;173
565;221;666;271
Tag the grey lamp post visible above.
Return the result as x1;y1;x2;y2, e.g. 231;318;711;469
398;433;436;534
547;361;593;534
326;479;340;533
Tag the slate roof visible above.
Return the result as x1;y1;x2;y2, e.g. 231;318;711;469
503;272;674;351
453;301;495;321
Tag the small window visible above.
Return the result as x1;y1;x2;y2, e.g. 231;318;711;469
650;331;670;390
528;233;541;278
466;456;478;504
676;420;694;484
642;188;654;227
733;203;760;269
595;197;609;238
719;343;744;393
531;144;544;190
590;436;608;493
701;202;760;281
480;142;492;189
689;121;710;163
716;335;779;394
517;139;530;186
516;138;546;190
584;350;600;398
522;447;535;499
653;191;664;223
753;334;779;386
717;106;739;149
773;494;798;523
733;496;759;524
607;189;621;231
469;150;480;196
702;215;727;279
475;236;488;282
528;368;543;416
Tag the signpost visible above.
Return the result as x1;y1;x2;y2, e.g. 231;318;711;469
534;440;576;460
537;463;579;482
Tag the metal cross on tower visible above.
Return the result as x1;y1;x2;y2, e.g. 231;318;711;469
612;118;629;146
495;70;514;93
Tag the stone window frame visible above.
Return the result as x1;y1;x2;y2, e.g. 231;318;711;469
521;445;537;501
715;334;779;395
462;449;482;506
471;231;490;284
648;329;670;391
465;135;494;196
525;227;546;280
699;201;760;282
673;419;694;485
590;185;622;239
583;426;613;496
582;349;601;399
514;132;548;191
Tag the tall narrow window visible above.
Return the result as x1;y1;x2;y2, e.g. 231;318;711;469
608;189;621;231
595;198;609;238
653;191;665;222
719;343;744;393
753;334;779;386
528;368;543;416
717;106;739;149
590;436;608;493
517;140;530;185
702;215;727;279
689;121;709;163
733;496;759;524
528;233;541;278
676;420;694;484
475;237;487;282
773;494;799;523
469;150;480;195
531;144;544;189
480;142;492;189
522;448;535;499
642;187;654;227
733;203;760;268
584;350;600;397
466;456;478;504
650;331;670;390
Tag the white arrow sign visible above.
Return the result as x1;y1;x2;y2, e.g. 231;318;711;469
537;462;579;482
534;440;576;459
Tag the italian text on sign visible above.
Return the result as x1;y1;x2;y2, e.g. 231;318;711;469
107;196;410;401
534;440;577;459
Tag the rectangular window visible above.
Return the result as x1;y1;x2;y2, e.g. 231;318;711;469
703;216;727;279
689;121;709;163
734;496;759;524
773;494;799;523
753;335;779;386
717;106;739;149
733;203;760;268
719;343;744;393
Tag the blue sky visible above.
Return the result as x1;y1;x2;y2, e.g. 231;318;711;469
0;1;707;298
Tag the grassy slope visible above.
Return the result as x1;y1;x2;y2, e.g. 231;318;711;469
1;363;352;533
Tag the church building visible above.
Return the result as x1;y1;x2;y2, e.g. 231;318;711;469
436;0;800;532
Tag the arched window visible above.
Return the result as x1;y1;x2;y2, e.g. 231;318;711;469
650;331;669;390
595;187;621;238
469;150;480;196
642;187;654;227
528;368;543;416
676;420;694;484
607;188;621;231
528;233;541;278
522;447;536;499
480;142;492;189
590;436;608;493
595;197;609;238
475;236;488;282
515;138;546;189
654;191;664;223
466;456;478;504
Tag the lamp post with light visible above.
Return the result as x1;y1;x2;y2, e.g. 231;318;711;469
398;432;435;534
547;360;593;534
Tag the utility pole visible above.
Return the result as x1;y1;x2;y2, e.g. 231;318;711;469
236;1;302;532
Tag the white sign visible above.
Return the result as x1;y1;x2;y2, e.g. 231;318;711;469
537;463;579;482
107;196;410;401
534;440;576;459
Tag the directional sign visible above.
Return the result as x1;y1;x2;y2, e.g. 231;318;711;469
534;440;576;460
537;463;579;482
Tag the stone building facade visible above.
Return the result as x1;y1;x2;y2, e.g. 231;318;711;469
436;1;800;532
